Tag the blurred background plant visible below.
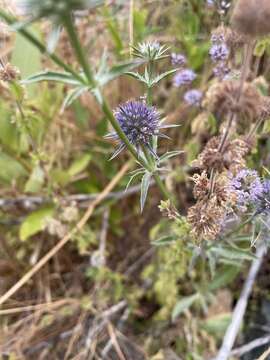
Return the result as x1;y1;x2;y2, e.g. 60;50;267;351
0;0;270;359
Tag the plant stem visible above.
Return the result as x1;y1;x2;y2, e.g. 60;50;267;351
62;13;95;85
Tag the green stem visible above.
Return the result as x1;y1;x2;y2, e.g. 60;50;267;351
0;9;85;84
62;13;95;85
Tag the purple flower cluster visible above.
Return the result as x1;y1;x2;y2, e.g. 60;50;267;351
230;169;264;209
107;100;164;158
209;43;229;62
173;69;196;87
210;28;230;80
184;89;203;107
255;180;270;215
171;53;186;67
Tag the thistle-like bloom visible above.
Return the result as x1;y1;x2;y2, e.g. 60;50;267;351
107;101;167;159
230;169;263;209
209;43;229;62
171;53;186;67
173;69;196;87
184;89;202;107
253;180;270;215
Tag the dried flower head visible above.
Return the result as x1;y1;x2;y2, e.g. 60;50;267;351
205;81;262;122
188;197;225;240
231;0;270;37
184;89;203;107
173;69;196;87
0;63;20;82
107;100;165;158
196;136;249;173
211;26;246;48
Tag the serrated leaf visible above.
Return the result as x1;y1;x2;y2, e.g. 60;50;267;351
172;294;199;320
20;207;55;241
22;71;82;86
125;71;147;84
151;68;178;85
68;154;92;177
140;172;151;212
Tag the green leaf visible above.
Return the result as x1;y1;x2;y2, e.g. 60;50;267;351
20;207;55;241
209;266;240;291
210;245;256;261
22;71;82;86
172;294;199;320
62;86;89;110
24;165;45;193
0;152;27;184
140;172;151;212
151;69;179;86
68;154;92;177
151;234;178;246
201;313;232;339
159;150;184;163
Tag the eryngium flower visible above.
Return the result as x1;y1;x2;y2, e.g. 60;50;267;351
213;62;230;80
230;169;263;209
171;53;186;67
107;101;165;159
173;69;196;87
232;0;270;37
19;0;104;21
184;89;202;107
209;43;229;62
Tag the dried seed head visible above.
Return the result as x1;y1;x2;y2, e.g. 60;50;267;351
187;198;225;240
231;0;270;37
196;136;249;173
260;97;270;121
211;26;247;49
192;171;209;200
0;63;20;82
205;81;262;122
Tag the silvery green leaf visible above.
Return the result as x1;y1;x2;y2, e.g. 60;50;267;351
22;71;83;85
209;245;256;261
159;150;184;163
150;68;179;85
172;294;200;320
140;172;151;212
62;86;89;110
46;25;61;54
151;234;178;246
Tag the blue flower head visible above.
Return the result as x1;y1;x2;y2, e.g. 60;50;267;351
230;169;263;209
184;89;202;107
173;69;196;87
171;53;186;67
209;43;229;62
107;101;168;159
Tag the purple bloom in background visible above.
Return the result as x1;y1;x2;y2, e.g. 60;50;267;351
206;0;215;7
230;169;263;209
171;53;186;67
213;62;230;80
173;69;196;87
184;89;203;107
107;100;166;159
255;179;270;215
209;43;229;62
211;32;226;44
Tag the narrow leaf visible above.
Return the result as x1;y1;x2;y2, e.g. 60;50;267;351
140;172;151;212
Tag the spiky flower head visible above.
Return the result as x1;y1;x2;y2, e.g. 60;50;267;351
132;41;169;61
107;100;166;158
19;0;104;21
173;69;196;87
184;89;203;107
230;169;263;209
255;180;270;215
171;53;186;67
